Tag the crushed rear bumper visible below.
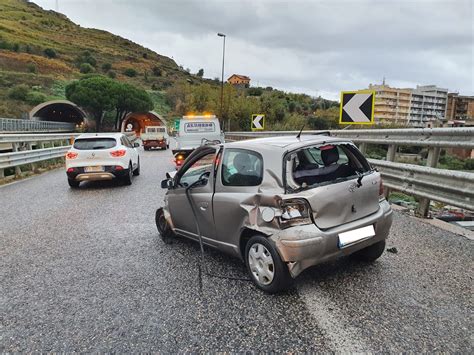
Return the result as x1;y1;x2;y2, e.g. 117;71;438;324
269;199;393;278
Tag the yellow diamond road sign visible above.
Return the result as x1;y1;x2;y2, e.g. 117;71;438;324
251;114;265;130
339;90;375;125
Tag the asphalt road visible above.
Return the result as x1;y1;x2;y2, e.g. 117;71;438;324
1;147;472;352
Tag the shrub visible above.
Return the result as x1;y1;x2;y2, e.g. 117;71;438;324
464;159;474;171
101;63;112;72
12;43;19;52
197;68;204;77
79;63;95;74
123;68;137;77
27;63;37;73
75;51;97;67
26;91;47;105
142;52;148;59
8;85;29;101
107;70;116;79
152;66;162;77
43;48;57;58
247;87;263;96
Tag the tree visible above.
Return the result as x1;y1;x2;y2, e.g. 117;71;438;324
79;63;94;74
66;76;116;132
8;85;29;101
123;68;137;77
101;63;112;72
152;66;162;77
197;68;204;77
112;82;153;130
43;48;56;58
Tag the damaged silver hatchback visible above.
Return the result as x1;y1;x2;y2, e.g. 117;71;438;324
156;135;393;293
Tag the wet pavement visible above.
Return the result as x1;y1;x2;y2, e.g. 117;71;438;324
1;147;472;352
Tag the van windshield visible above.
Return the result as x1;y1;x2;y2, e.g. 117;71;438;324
285;143;372;192
184;122;215;133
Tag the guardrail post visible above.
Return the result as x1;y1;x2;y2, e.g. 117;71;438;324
416;147;441;217
26;142;37;172
11;143;21;176
384;144;397;198
0;167;4;179
358;143;367;154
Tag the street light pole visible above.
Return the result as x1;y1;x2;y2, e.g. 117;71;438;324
217;32;226;129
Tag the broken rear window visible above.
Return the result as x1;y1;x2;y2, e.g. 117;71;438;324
285;143;372;192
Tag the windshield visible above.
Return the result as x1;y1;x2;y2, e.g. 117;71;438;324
285;143;371;192
73;138;117;150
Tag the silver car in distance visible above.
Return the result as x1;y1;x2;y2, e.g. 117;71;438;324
156;135;393;293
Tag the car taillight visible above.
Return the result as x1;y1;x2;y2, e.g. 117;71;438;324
66;151;78;159
67;167;75;173
379;179;385;197
115;165;124;171
279;199;312;228
110;149;126;157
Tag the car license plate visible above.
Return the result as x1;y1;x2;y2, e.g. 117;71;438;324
84;166;104;172
338;225;375;248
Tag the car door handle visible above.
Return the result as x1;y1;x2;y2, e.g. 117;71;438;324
198;202;209;210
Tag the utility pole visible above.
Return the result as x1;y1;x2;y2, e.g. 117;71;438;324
217;33;226;129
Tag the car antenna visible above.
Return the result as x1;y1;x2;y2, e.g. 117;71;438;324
296;124;305;139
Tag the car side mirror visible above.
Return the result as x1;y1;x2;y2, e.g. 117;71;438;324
161;178;173;189
133;142;140;148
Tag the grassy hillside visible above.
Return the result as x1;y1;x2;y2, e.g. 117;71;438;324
0;0;202;117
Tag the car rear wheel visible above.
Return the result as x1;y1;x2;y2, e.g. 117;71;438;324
352;240;385;262
155;207;174;243
123;163;133;185
133;158;140;176
245;235;293;293
67;179;80;188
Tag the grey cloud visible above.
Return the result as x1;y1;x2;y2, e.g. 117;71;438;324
36;0;473;97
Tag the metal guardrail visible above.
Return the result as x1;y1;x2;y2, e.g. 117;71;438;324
0;133;80;144
0;146;70;170
225;127;474;149
226;128;474;215
0;118;75;133
369;159;474;211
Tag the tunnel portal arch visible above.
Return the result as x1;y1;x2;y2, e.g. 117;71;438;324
30;100;88;126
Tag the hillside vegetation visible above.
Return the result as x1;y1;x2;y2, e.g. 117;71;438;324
0;0;342;131
0;0;201;117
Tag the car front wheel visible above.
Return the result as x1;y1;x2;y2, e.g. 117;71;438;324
155;207;174;243
245;235;293;293
352;240;385;262
133;158;140;176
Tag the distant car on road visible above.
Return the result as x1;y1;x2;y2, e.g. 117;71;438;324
141;125;169;151
156;134;393;293
65;133;140;188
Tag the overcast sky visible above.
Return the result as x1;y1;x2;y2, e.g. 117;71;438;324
34;0;473;99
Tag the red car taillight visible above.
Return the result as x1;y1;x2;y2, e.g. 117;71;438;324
110;149;126;157
66;151;78;159
67;167;75;173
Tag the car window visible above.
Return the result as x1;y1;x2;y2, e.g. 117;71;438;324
73;138;117;150
222;149;263;186
121;136;132;148
178;152;215;187
286;143;370;191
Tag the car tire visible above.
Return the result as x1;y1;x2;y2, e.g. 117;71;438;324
68;179;80;188
167;144;170;149
245;235;293;293
352;240;386;262
144;146;149;151
133;158;140;176
123;163;133;185
155;207;174;243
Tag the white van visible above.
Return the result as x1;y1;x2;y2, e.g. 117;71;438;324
173;115;224;168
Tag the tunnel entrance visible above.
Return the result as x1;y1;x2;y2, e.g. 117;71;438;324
121;111;166;137
30;100;87;125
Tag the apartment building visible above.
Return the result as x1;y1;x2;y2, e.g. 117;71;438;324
446;93;474;124
410;85;448;126
366;83;448;127
368;84;411;124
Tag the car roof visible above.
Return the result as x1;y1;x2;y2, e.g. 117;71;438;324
225;134;350;151
76;133;124;139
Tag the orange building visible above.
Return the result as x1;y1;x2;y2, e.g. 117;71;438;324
446;93;474;125
227;74;251;88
